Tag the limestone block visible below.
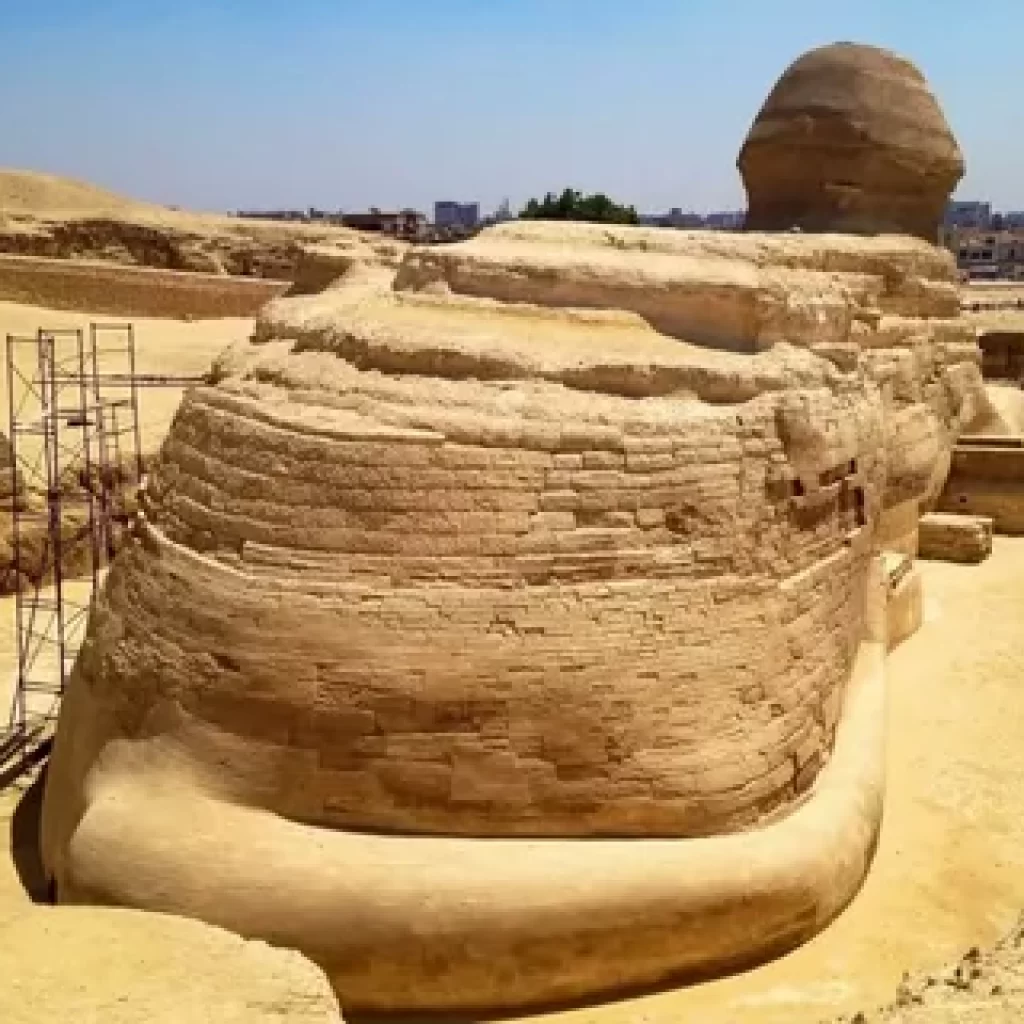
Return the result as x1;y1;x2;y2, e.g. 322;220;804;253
918;512;993;563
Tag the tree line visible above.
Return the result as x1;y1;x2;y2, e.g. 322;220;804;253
519;188;638;225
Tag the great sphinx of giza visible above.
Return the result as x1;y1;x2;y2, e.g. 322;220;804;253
40;43;987;1012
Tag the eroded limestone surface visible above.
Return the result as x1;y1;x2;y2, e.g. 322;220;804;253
41;222;984;1010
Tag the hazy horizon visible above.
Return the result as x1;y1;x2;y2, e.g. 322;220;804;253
1;0;1021;217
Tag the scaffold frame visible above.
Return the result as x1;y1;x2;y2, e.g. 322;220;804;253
1;324;143;767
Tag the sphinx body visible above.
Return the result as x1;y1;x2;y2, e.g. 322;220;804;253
41;43;985;1014
39;219;985;1011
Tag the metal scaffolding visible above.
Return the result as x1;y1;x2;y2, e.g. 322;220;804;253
0;324;147;767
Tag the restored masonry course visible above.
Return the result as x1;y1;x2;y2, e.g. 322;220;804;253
36;42;998;1014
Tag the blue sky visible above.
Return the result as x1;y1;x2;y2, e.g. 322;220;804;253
0;1;1019;215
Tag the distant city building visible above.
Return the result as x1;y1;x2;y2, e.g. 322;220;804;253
638;208;743;230
945;200;992;229
340;208;427;239
944;226;1024;281
704;210;745;230
236;208;338;223
666;208;704;228
493;198;513;223
638;208;702;228
434;201;480;230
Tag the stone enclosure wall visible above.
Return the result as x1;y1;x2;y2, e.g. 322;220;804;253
938;437;1024;533
0;254;289;319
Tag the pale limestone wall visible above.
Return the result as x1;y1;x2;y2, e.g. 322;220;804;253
40;223;984;1010
938;443;1024;533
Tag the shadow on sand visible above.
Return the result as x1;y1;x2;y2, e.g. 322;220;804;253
3;747;54;904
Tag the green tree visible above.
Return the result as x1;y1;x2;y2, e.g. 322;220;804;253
519;188;637;225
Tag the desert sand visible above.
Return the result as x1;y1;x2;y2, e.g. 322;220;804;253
979;383;1024;433
0;169;169;219
0;165;354;240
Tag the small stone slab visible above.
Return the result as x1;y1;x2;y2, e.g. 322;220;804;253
918;512;993;563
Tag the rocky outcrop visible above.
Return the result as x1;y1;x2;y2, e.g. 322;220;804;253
739;43;964;240
0;215;404;285
38;218;984;1011
0;169;405;291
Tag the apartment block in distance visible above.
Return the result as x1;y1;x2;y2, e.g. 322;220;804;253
434;201;480;231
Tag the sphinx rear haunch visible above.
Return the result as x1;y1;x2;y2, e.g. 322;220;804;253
42;42;983;1013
